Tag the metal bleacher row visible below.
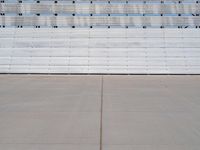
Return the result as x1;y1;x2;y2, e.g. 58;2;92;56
0;0;200;74
0;0;200;28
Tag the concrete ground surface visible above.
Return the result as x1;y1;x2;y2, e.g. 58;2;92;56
0;75;200;150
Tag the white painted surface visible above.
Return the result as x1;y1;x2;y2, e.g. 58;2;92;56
0;28;200;74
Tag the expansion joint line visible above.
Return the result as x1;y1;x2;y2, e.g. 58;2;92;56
100;75;104;150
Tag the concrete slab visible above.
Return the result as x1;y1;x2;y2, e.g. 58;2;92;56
0;112;99;143
0;75;101;150
0;75;101;112
0;144;99;150
103;76;200;112
102;76;200;150
103;112;200;146
0;75;200;150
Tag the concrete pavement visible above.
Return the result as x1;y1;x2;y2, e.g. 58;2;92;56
0;75;200;150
